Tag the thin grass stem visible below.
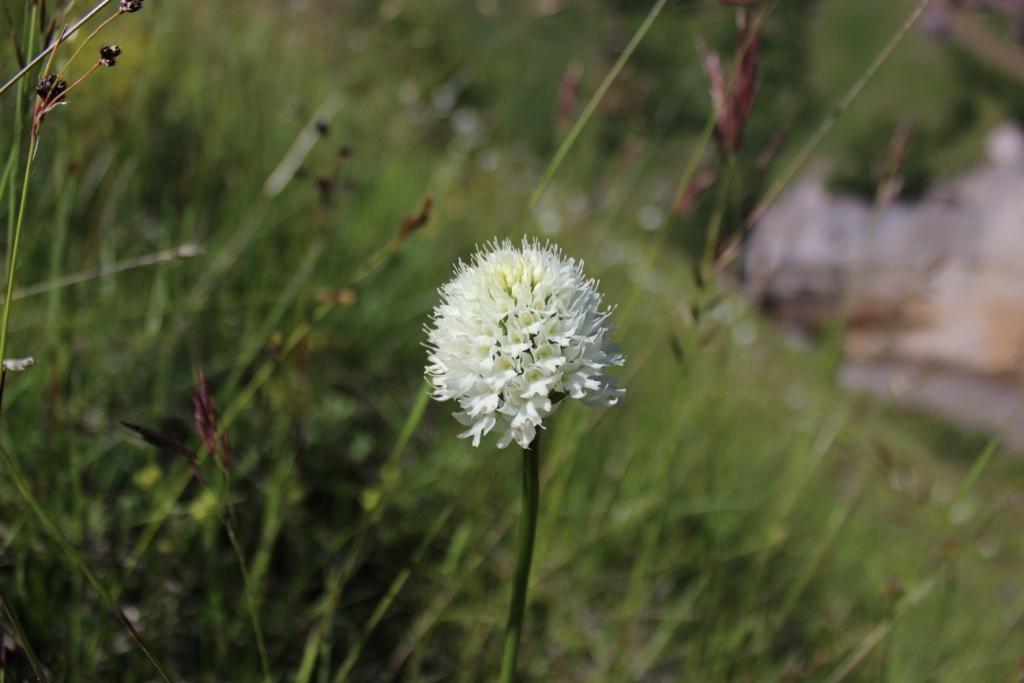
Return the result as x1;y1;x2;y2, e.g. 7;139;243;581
499;434;540;683
218;238;322;404
331;506;453;683
528;0;667;210
49;61;100;105
822;578;935;683
10;242;202;302
219;510;272;683
56;11;121;81
6;3;35;278
0;135;37;366
295;389;430;683
619;113;717;331
701;153;736;272
929;391;1024;551
0;578;47;682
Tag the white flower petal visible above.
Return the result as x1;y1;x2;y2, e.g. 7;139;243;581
425;238;624;448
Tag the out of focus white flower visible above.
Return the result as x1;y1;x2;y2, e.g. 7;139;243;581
426;239;624;449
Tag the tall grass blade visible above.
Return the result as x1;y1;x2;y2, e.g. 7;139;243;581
822;577;936;683
942;391;1024;534
295;389;430;683
0;447;173;682
528;0;667;210
263;94;344;198
0;579;47;682
7;243;203;303
331;506;452;683
0;136;38;365
218;238;322;403
219;512;272;683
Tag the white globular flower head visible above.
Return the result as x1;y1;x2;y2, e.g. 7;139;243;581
425;238;624;449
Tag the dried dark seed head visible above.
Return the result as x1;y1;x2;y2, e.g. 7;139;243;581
99;44;122;67
399;196;432;238
35;74;68;101
315;174;333;200
119;0;144;12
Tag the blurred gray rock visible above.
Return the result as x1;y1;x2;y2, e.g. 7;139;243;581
746;124;1024;447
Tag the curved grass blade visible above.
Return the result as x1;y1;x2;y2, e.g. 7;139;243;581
528;0;668;210
331;506;453;683
0;579;47;682
0;447;174;682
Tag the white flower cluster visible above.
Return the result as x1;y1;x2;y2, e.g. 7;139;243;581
426;239;624;449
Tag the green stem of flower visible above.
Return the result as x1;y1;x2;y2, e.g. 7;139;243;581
499;434;541;683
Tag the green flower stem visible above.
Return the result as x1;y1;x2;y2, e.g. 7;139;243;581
499;434;540;683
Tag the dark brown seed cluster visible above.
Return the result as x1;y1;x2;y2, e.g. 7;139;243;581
35;74;68;102
99;44;122;67
119;0;144;12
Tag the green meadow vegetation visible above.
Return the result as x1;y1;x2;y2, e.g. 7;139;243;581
1;0;1024;681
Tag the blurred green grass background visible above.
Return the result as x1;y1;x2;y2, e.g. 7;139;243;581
1;0;1024;681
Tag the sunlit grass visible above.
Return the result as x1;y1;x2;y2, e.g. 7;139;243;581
0;0;1022;681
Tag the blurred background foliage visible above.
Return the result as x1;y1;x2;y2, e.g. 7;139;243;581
0;0;1023;681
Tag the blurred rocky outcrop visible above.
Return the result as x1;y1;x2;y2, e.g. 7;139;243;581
745;124;1024;447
